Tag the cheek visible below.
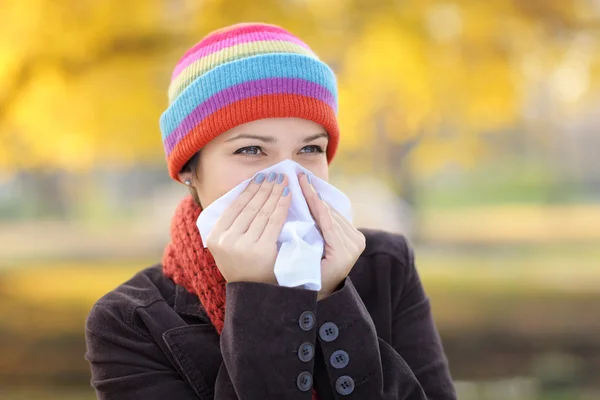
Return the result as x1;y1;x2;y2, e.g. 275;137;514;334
299;158;329;182
196;158;257;207
315;166;329;182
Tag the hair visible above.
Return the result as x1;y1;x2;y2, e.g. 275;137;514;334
180;151;202;207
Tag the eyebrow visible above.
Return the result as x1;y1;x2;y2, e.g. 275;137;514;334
303;132;329;143
225;134;275;143
225;132;329;143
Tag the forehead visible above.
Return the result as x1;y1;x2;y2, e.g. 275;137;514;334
220;118;327;139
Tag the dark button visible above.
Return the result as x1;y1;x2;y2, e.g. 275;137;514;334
299;311;315;331
330;350;350;369
335;375;355;396
319;322;339;342
296;371;313;392
298;342;314;362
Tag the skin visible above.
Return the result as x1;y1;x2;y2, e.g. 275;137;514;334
180;117;330;208
179;118;366;300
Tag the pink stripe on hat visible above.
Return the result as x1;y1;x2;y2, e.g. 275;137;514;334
172;31;311;79
176;23;292;65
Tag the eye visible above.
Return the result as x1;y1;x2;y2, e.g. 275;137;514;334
300;145;324;154
234;146;264;157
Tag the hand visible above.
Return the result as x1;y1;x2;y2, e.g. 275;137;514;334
299;173;366;300
206;172;291;284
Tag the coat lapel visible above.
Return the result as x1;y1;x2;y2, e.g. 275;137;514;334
162;285;224;399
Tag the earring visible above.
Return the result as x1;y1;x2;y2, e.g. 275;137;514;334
184;179;191;186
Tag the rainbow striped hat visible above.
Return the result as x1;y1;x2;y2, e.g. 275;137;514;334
159;22;340;182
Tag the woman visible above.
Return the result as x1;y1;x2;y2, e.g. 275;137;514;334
85;23;457;399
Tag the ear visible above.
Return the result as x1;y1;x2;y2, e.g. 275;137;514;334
178;171;193;184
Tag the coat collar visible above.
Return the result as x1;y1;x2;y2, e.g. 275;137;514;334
173;283;211;321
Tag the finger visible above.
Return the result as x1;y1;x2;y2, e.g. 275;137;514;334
212;172;268;235
329;207;361;240
258;184;292;243
298;172;320;220
229;171;280;234
298;173;345;249
324;198;365;253
308;185;362;247
245;173;288;240
330;214;352;251
330;210;364;251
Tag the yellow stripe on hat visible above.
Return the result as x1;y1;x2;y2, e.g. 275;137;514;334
168;40;318;103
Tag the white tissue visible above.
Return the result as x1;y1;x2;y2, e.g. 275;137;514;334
196;159;352;291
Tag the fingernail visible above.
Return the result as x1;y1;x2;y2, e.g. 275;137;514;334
307;174;312;185
267;171;277;182
282;186;290;197
276;173;285;184
317;192;322;200
254;173;265;184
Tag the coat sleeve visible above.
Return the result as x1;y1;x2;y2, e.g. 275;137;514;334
85;303;201;400
218;281;319;399
315;238;457;399
86;283;321;400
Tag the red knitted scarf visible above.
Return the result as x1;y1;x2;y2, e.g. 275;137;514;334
163;196;226;332
162;196;319;399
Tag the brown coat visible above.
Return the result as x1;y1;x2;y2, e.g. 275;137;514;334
85;229;456;399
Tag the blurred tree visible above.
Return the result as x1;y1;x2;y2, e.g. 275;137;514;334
0;0;598;208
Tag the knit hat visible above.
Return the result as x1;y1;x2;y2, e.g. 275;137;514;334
159;22;340;182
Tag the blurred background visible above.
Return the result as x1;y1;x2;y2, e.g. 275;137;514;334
1;0;599;399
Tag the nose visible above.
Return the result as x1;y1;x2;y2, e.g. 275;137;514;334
270;153;298;166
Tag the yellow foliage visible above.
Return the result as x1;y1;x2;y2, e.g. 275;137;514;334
0;0;597;179
338;16;434;138
420;204;600;244
3;264;142;307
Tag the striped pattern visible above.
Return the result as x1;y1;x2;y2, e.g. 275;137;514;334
161;54;338;140
160;23;340;182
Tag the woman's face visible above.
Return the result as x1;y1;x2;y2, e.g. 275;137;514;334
179;118;330;208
